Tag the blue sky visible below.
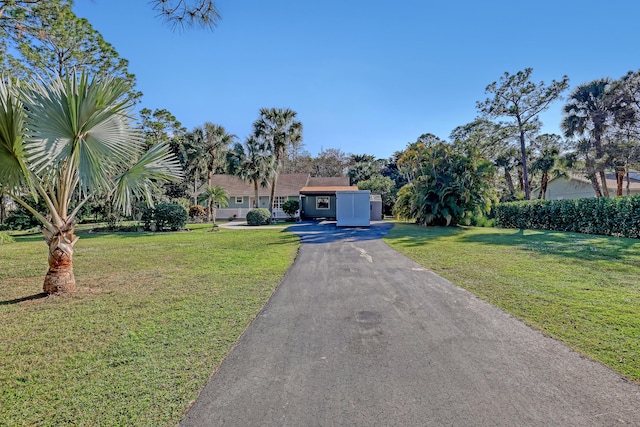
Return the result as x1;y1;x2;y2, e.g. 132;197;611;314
74;0;639;159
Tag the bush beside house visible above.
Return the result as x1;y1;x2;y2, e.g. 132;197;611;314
246;208;271;226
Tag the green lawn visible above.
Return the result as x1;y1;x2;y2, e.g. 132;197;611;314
0;224;300;426
384;223;640;383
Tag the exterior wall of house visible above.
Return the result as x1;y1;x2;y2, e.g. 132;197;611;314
301;195;337;219
544;178;596;200
544;177;640;200
217;195;299;220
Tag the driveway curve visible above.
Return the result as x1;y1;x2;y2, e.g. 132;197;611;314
181;221;640;426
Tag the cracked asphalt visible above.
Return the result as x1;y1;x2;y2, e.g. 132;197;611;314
180;221;640;426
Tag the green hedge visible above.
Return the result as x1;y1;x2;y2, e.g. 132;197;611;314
495;196;640;238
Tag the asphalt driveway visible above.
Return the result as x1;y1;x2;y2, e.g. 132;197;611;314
181;221;640;426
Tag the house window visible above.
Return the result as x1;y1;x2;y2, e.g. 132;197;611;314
316;196;330;210
235;196;243;204
273;196;287;210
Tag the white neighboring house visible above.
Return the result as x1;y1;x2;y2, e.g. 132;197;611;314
541;173;640;200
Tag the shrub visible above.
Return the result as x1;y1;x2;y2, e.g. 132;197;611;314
155;203;188;231
282;200;300;220
4;209;40;230
495;195;640;238
246;208;271;226
141;203;188;231
189;205;206;222
0;231;14;244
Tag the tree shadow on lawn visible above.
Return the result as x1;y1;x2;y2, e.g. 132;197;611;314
385;224;640;264
0;292;48;306
459;228;640;264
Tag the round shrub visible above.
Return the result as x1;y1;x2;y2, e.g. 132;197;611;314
155;203;188;231
282;199;300;220
142;203;188;231
246;208;271;226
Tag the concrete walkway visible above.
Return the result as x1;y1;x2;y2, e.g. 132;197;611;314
181;221;640;426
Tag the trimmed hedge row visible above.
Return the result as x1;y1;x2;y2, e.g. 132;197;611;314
495;196;640;238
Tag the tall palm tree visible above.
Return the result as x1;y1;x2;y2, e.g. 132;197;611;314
0;72;183;294
201;122;235;187
226;136;274;208
203;185;228;225
562;79;630;197
253;108;302;217
183;130;208;205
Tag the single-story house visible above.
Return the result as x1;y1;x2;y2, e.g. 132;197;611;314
209;174;361;220
540;173;640;200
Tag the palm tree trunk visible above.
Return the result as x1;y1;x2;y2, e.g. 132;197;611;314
538;173;549;199
586;157;602;197
616;166;625;196
253;181;259;208
269;175;278;219
599;170;610;197
193;168;199;205
504;171;515;197
42;226;78;294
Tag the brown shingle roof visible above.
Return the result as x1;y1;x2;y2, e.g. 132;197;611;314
210;174;310;197
307;176;350;186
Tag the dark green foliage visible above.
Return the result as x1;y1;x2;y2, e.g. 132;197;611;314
393;141;497;226
3;195;47;230
142;203;188;231
282;200;299;220
4;209;40;230
246;208;271;226
495;196;640;238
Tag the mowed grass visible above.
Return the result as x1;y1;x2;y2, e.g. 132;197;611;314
384;223;640;383
0;224;299;426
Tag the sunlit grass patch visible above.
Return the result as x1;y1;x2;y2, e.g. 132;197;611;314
0;224;299;426
384;223;640;383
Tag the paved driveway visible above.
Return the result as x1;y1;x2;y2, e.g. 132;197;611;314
181;221;640;426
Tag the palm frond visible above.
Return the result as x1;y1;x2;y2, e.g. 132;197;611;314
112;142;184;215
0;77;32;192
21;72;141;195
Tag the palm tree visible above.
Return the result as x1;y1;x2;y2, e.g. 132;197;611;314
183;130;207;204
562;79;631;197
0;72;182;294
253;108;302;217
203;185;228;225
226;136;273;208
201;122;235;187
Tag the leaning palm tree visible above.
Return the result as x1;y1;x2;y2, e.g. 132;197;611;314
0;72;183;294
253;108;302;217
203;185;228;224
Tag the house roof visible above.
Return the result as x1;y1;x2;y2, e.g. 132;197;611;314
556;173;640;191
299;186;359;195
211;173;353;197
307;176;350;187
